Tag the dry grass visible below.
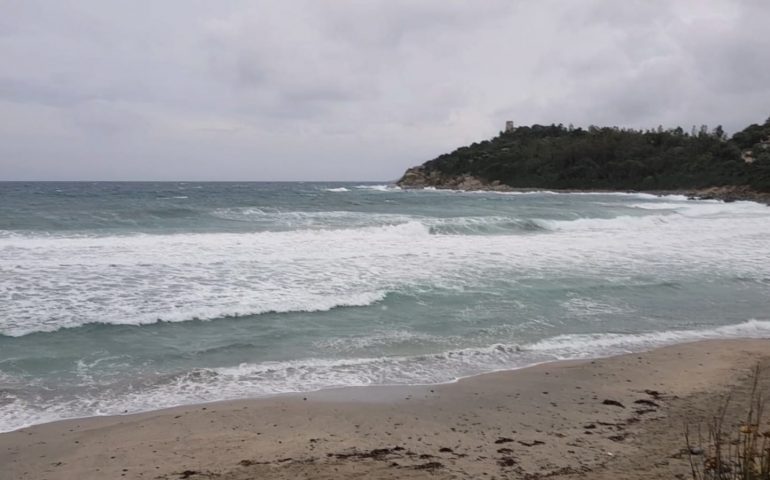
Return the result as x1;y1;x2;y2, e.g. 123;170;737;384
685;365;770;480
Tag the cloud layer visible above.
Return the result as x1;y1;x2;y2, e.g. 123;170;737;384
1;0;769;180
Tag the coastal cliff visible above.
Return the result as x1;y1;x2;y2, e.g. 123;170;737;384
397;117;770;202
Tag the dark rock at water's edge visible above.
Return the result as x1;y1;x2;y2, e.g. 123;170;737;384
689;185;770;204
397;167;511;192
396;116;770;204
396;168;770;204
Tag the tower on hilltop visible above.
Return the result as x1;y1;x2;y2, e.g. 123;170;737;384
505;120;514;133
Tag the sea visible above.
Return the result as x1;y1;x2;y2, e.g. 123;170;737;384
1;181;769;432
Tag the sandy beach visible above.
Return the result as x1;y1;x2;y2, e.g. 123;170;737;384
1;338;768;479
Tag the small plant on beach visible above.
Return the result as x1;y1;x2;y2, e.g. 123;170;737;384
685;365;770;480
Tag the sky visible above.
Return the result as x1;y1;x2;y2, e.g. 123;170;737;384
1;1;769;181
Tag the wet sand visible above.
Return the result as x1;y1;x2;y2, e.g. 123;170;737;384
2;338;769;480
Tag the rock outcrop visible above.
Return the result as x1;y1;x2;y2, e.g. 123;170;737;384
396;167;511;191
690;185;770;204
396;166;770;204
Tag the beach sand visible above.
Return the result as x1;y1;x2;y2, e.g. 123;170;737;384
2;338;769;480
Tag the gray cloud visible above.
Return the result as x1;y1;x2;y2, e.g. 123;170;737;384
0;0;768;180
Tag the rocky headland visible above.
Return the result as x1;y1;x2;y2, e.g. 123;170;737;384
396;117;770;204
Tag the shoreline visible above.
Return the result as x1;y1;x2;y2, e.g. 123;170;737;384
394;173;770;205
3;338;770;479
5;316;770;435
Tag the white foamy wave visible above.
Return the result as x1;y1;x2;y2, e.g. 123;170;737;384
3;199;770;336
537;215;673;232
3;319;769;432
1;276;389;337
567;191;664;199
354;184;401;191
324;187;350;192
209;208;415;230
0;343;524;432
489;190;559;195
426;216;547;235
444;189;559;196
528;319;770;359
470;191;674;198
629;202;685;210
539;200;770;233
629;200;766;215
314;329;451;352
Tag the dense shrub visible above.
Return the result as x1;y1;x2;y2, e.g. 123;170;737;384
420;117;770;192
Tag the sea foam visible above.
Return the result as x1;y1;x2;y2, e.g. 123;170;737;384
3;319;769;433
2;199;770;336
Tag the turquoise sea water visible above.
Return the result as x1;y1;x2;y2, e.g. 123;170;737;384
1;182;769;432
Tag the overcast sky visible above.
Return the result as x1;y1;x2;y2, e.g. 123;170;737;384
1;1;769;181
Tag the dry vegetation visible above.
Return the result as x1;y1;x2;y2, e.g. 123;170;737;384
685;366;770;480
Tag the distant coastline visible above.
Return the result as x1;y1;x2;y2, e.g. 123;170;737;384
397;116;770;204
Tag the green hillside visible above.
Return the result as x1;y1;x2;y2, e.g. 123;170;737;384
399;117;770;193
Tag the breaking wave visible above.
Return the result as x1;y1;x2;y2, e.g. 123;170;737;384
3;319;768;432
3;198;770;337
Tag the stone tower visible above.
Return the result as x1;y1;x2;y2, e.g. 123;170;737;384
505;121;514;133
